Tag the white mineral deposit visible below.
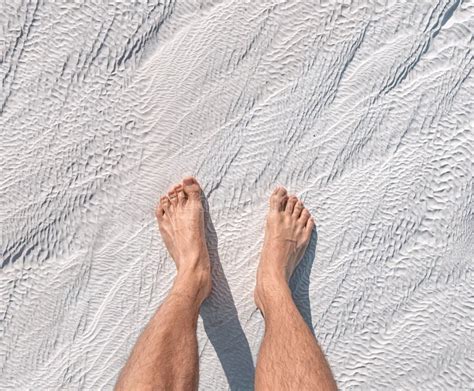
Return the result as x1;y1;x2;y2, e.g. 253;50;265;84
1;1;472;389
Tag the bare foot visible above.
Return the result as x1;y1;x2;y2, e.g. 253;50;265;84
255;187;314;312
155;177;211;303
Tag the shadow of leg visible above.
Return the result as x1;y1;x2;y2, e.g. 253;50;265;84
289;229;318;334
200;197;255;390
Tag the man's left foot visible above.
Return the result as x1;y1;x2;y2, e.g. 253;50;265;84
255;187;314;313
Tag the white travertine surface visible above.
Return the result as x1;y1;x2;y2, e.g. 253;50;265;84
1;1;472;389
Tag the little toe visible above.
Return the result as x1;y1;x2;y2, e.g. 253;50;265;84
270;186;288;211
156;202;165;220
293;200;304;218
160;196;170;213
285;195;298;214
182;176;202;200
304;217;315;238
299;208;311;225
276;186;288;197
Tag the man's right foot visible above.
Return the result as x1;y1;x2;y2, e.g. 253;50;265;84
255;187;314;312
155;176;212;304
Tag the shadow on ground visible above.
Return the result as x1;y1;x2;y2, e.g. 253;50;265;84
200;196;256;390
200;196;318;389
290;229;318;334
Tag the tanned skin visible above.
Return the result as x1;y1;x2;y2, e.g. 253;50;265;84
115;178;336;391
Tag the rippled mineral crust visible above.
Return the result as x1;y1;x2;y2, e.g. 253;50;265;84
1;1;472;390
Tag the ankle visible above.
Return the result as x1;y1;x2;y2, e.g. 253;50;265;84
176;248;209;268
255;275;291;315
259;251;294;281
173;267;211;303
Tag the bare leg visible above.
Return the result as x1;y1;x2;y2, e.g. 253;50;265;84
115;177;211;391
254;187;337;391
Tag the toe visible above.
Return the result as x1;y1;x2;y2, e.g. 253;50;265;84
276;186;288;197
293;200;304;218
285;195;298;214
168;184;180;193
270;186;288;211
155;202;165;220
304;217;315;238
160;196;170;214
176;184;186;205
182;176;202;200
168;185;179;206
299;208;310;225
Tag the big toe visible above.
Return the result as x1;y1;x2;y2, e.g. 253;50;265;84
182;176;202;200
269;186;288;211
